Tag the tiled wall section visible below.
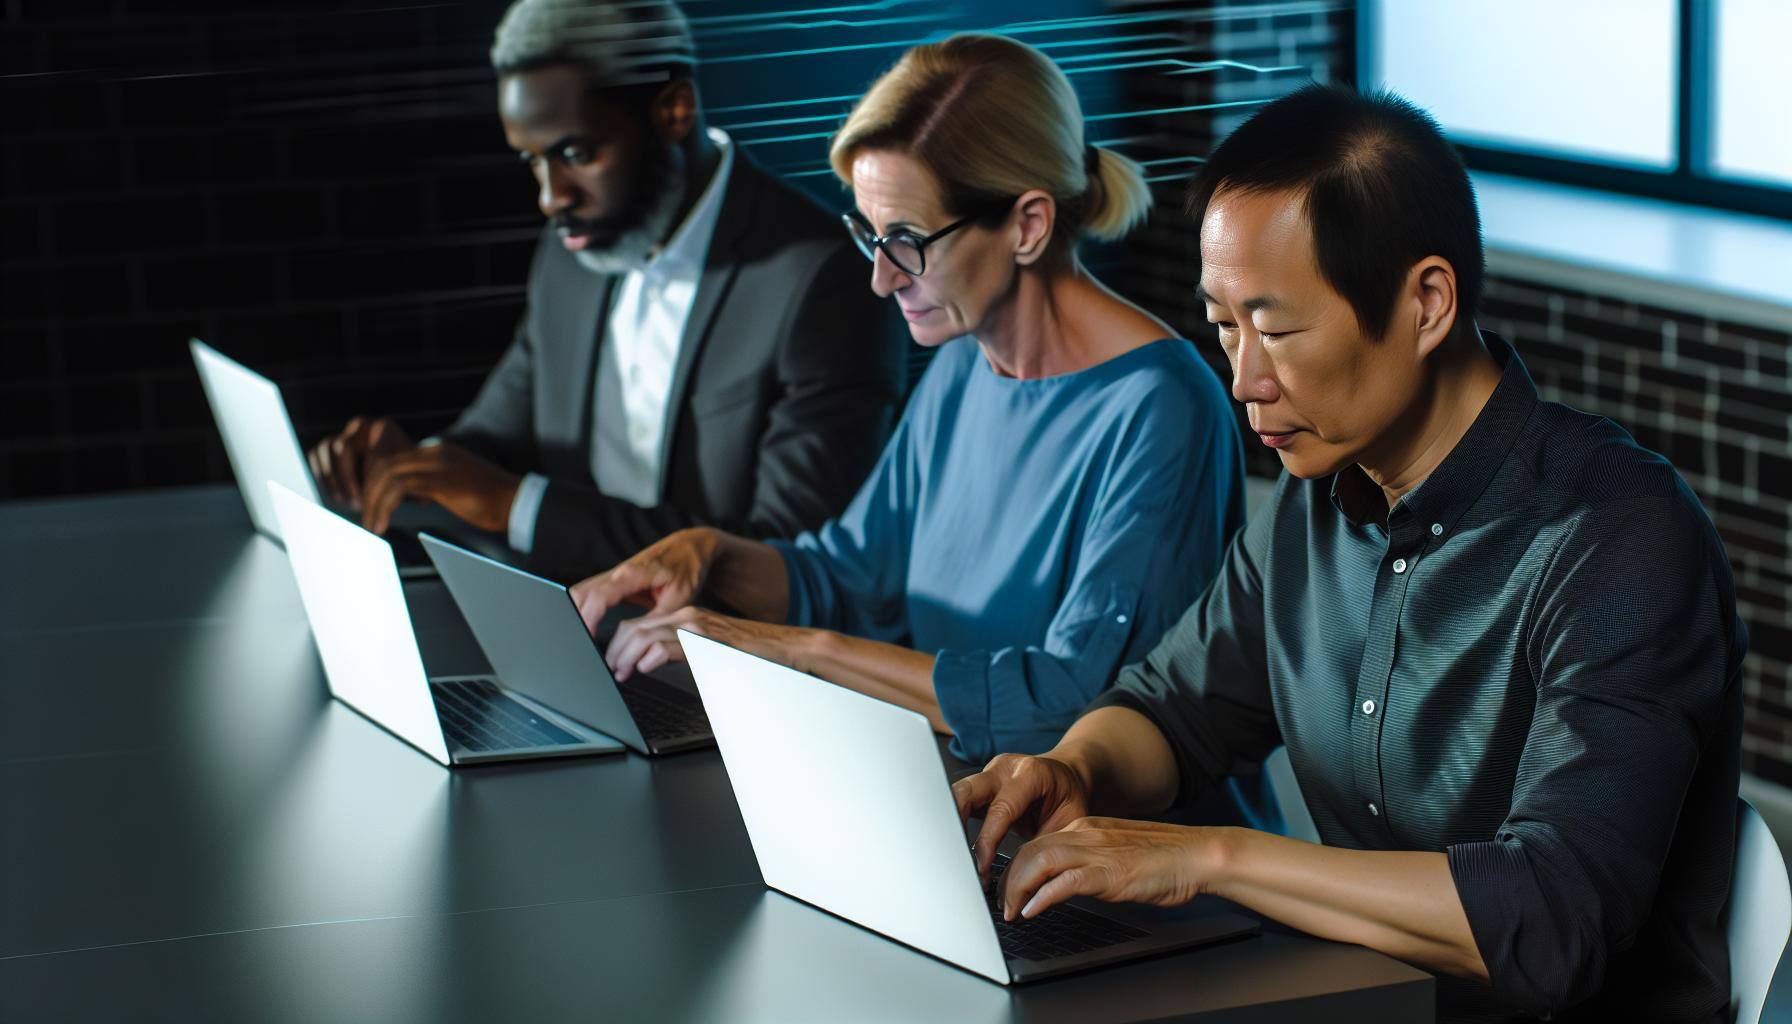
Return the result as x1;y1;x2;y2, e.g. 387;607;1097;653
1481;276;1792;788
0;0;531;499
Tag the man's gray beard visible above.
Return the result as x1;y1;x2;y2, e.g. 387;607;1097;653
572;159;689;276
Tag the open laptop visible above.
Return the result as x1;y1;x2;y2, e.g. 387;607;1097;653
268;481;624;767
190;338;437;578
679;630;1259;985
420;534;714;756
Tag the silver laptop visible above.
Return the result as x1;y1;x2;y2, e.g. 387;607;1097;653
268;481;624;766
190;338;437;578
420;534;714;756
679;630;1258;984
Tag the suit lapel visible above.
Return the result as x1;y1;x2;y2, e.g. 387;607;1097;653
653;156;758;495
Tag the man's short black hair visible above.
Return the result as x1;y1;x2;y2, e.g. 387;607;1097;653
1186;84;1484;340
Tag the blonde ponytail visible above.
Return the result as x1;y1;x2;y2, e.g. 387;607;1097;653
1082;145;1151;241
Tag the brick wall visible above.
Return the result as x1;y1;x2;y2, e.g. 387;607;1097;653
0;0;1135;500
1480;276;1792;788
1;0;531;498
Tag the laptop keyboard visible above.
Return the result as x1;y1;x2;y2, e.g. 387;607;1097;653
431;677;584;752
985;854;1149;962
619;680;711;743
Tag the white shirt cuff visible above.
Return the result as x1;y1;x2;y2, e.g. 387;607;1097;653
507;472;549;554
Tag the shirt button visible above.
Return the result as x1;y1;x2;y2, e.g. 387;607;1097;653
1115;614;1128;624
1392;558;1408;574
1430;522;1444;536
1367;802;1380;817
1362;699;1376;716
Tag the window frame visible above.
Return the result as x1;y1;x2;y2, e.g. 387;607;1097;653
1357;0;1792;222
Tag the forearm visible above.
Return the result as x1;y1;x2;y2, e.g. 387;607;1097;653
1209;829;1488;982
1051;706;1181;816
796;630;947;734
704;531;791;623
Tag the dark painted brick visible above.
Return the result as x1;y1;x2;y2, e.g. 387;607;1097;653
480;236;535;287
60;377;144;436
288;242;478;301
47;20;198;73
53;195;207;255
148;373;212;431
1679;335;1747;371
1717;441;1748;487
210;310;349;367
134;132;279;187
1761;452;1792;501
1715;319;1792;347
64;440;133;493
1;447;65;499
1738;582;1788;615
1719;522;1787;560
1751;620;1792;663
5;81;115;133
1478;293;1551;325
0;327;52;381
142;252;277;310
120;75;232;125
200;15;289;65
289;7;426;53
4;262;134;318
216;188;328;243
289;116;499;180
350;303;432;359
5;138;127;196
1562;311;1661;349
0;386;56;440
431;298;524;355
1661;430;1703;474
337;181;429;238
1717;494;1787;532
60;323;200;376
139;435;219;487
3;203;43;261
1719;406;1788;443
1640;361;1714;395
434;168;538;229
1719;380;1792;414
0;268;58;318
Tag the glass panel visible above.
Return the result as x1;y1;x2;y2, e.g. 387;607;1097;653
1369;0;1678;170
1711;0;1792;188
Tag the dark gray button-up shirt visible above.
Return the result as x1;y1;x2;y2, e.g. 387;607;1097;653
1094;331;1745;1022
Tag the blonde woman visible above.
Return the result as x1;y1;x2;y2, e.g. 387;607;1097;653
570;34;1245;764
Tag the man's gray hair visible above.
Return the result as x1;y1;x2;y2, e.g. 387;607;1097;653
491;0;696;85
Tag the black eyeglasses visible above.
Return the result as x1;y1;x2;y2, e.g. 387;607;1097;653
840;201;1010;276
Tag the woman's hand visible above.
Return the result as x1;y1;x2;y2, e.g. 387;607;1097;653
604;606;815;682
568;528;722;635
997;818;1225;922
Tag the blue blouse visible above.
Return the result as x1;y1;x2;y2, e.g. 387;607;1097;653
768;337;1245;762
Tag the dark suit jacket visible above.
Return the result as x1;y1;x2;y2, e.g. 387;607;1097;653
443;153;907;581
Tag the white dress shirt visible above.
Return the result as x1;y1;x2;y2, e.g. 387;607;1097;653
508;128;735;554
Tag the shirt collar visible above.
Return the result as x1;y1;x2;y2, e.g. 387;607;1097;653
1329;329;1539;531
643;127;734;277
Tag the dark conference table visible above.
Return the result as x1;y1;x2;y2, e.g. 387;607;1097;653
0;485;1434;1022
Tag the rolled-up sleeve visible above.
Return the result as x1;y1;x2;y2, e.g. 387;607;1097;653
938;393;1244;763
1445;496;1739;1019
